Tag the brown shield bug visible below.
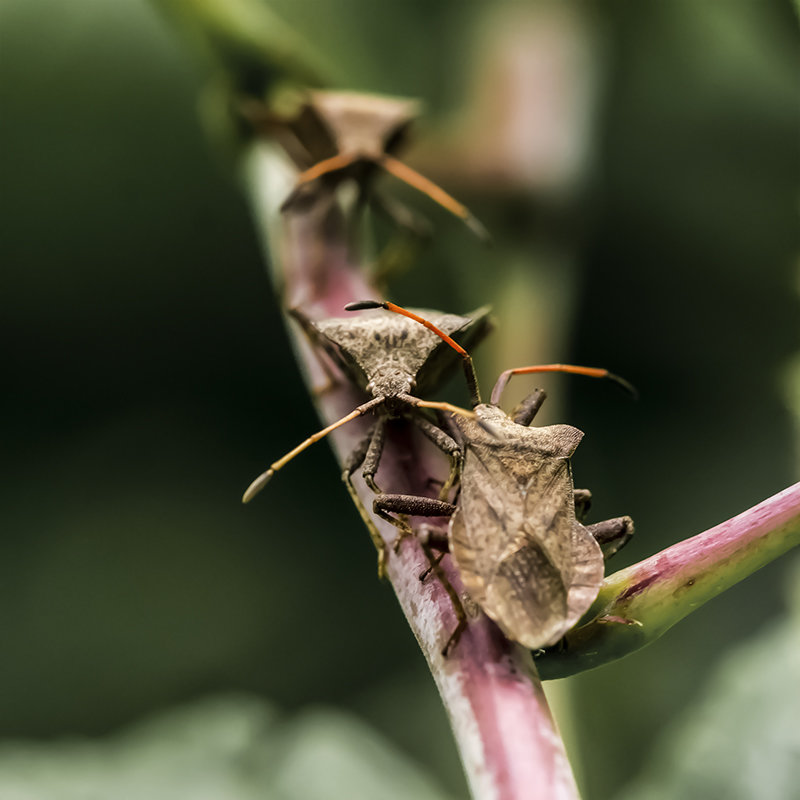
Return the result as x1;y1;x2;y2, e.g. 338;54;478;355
239;90;489;241
351;301;634;651
242;303;492;576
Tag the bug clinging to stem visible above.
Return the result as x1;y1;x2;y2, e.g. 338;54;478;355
239;90;490;242
242;304;492;576
352;300;635;651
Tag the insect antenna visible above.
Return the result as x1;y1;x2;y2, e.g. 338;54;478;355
400;395;476;421
242;396;385;503
281;153;361;210
490;365;638;407
395;394;500;442
345;300;483;407
379;155;491;243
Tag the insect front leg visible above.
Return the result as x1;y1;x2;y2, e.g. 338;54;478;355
585;515;635;559
342;425;391;578
412;415;462;501
361;418;387;494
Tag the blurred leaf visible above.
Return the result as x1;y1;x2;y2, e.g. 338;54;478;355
0;695;453;800
616;556;800;800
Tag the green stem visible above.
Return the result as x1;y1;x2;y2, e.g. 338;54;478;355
536;482;800;679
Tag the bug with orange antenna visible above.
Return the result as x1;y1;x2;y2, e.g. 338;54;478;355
347;300;635;653
242;304;492;577
240;90;490;242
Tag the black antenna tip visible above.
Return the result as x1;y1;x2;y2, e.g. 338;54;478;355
608;372;639;401
345;300;387;312
465;213;493;246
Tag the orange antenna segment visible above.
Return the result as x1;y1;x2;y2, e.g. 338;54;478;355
293;152;359;186
384;302;468;357
380;155;491;243
491;365;637;407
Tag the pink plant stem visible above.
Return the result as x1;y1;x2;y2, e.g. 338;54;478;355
537;482;800;679
244;146;580;800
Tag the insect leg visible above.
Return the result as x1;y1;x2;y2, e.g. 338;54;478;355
573;488;593;522
418;541;468;657
281;152;360;210
585;515;635;560
361;419;387;494
372;494;466;655
374;494;457;518
412;415;462;500
373;494;456;552
340;425;391;578
511;388;547;426
416;525;449;580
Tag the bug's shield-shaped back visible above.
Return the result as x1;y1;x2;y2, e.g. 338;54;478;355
313;307;492;396
306;91;421;161
450;409;604;649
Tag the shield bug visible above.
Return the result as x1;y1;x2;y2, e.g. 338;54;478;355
239;90;489;241
353;301;634;650
242;303;492;576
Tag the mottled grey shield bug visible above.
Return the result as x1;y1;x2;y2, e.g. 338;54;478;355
353;301;634;651
239;89;489;240
242;303;492;576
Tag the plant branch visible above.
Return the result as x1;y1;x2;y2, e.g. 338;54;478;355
242;144;580;800
536;482;800;679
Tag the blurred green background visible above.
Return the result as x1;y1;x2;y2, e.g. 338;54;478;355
1;0;798;797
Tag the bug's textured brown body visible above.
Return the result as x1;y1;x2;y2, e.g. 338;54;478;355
244;304;493;576
450;405;604;649
354;300;634;648
288;91;419;169
305;306;490;404
241;90;487;239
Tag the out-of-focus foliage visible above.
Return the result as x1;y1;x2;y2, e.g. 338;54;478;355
1;0;797;798
617;558;800;800
0;695;452;800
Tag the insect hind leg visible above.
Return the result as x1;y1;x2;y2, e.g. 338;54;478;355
418;541;468;656
573;489;592;522
373;494;456;554
511;388;547;426
372;493;466;656
585;515;634;560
